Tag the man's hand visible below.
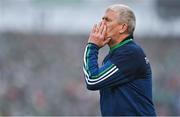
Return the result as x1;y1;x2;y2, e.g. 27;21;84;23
88;21;111;48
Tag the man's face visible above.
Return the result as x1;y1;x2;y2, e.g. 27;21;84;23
102;9;122;39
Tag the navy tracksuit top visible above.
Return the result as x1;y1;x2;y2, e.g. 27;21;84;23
83;36;156;116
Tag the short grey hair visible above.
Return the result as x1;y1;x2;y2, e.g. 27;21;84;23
107;4;136;34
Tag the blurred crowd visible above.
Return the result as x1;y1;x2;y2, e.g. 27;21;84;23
0;32;179;116
0;0;180;116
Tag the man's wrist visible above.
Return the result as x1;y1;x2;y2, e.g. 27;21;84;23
87;43;100;50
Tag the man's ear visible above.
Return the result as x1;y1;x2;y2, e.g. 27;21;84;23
119;23;128;34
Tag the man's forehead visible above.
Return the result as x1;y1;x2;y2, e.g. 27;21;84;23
104;9;118;18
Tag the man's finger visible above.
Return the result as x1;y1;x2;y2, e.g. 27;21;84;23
96;21;103;34
98;23;104;34
97;22;102;29
104;37;111;45
92;24;97;33
102;24;107;36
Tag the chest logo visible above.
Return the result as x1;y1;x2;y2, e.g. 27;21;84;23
145;57;149;64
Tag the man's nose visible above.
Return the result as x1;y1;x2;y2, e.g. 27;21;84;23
102;19;106;23
101;20;107;25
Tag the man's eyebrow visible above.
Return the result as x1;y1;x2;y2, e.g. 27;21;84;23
102;16;112;21
102;16;107;20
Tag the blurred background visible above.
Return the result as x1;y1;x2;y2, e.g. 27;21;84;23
0;0;180;116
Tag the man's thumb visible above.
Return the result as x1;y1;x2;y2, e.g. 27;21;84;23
104;37;111;44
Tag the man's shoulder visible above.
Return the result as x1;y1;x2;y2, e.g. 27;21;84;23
125;41;146;56
111;41;147;63
113;41;144;55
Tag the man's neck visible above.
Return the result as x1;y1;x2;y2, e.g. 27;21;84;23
108;34;130;48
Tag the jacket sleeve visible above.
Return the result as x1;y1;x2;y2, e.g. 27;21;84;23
83;43;141;90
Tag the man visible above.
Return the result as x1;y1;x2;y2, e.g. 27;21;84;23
83;4;156;116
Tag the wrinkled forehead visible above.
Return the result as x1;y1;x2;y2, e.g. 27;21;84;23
106;8;117;14
104;9;119;19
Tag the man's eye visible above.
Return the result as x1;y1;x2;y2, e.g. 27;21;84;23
102;17;109;21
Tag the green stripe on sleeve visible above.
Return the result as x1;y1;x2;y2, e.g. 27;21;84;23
91;64;115;79
85;44;91;76
85;44;116;79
